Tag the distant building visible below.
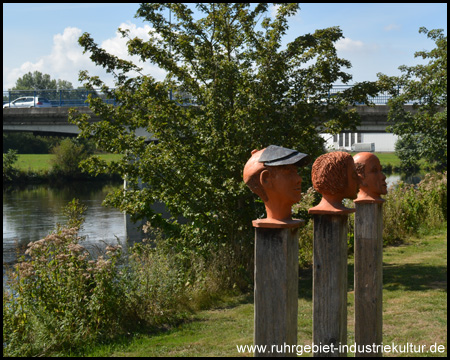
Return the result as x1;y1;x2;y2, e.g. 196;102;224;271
320;132;399;152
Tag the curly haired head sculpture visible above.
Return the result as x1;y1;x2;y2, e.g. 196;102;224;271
243;145;310;227
353;152;387;203
308;151;359;214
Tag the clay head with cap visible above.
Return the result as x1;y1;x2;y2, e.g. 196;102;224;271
308;151;359;214
243;145;310;227
353;152;387;203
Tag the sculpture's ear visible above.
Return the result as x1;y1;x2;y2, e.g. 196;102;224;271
260;169;273;188
357;173;367;188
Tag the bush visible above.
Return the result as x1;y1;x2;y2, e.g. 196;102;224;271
3;200;127;356
50;138;91;177
415;171;447;228
122;238;191;329
383;171;447;245
3;132;61;154
3;149;18;181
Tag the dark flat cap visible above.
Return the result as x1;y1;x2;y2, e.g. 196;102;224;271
258;145;310;167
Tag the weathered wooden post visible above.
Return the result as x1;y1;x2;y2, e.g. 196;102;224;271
353;152;387;357
243;145;310;357
309;151;360;357
254;223;302;357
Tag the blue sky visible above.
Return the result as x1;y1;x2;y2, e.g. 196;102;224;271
3;3;447;91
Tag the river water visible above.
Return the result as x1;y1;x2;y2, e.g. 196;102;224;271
3;181;126;266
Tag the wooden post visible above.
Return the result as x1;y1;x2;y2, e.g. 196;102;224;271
354;202;383;357
312;214;348;357
254;223;301;357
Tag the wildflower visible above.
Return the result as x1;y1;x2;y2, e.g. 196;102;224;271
105;244;122;256
142;222;152;234
78;254;87;261
16;262;34;278
61;227;79;237
25;238;47;256
68;243;85;253
57;254;70;261
95;257;111;271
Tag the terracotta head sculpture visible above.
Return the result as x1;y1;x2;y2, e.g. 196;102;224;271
308;151;359;214
353;152;387;203
243;145;310;227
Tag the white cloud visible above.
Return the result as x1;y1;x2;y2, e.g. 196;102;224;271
335;37;364;52
384;24;401;32
270;4;281;18
4;23;166;91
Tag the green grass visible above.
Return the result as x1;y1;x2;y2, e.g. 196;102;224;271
349;152;401;168
14;153;123;172
83;227;447;357
15;154;54;172
15;153;400;173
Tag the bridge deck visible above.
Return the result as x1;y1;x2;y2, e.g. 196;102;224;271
3;105;417;135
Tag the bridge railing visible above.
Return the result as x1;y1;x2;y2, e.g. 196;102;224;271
2;89;116;108
327;85;400;105
3;85;414;108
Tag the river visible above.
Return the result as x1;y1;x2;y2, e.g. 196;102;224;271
3;181;127;266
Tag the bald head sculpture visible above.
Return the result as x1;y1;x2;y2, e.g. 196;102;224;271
243;145;310;227
308;151;359;214
353;152;387;203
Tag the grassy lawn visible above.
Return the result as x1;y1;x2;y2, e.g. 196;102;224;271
15;153;400;172
86;228;447;357
15;154;54;172
14;153;123;172
350;152;401;168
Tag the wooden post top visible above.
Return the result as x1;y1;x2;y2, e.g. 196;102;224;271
252;218;305;228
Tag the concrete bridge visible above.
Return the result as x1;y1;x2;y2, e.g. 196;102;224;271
2;105;416;136
2;107;157;140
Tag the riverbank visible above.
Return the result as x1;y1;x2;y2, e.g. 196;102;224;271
80;228;447;357
13;153;397;172
3;153;123;185
3;152;422;187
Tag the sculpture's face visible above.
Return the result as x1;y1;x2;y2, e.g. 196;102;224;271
266;165;303;205
360;155;387;197
343;157;360;200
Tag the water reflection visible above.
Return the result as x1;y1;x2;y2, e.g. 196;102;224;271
385;173;424;188
3;181;125;265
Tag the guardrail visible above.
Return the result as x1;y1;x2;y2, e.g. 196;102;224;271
3;85;406;108
2;89;116;108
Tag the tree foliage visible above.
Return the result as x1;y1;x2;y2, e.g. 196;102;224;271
11;71;73;90
378;27;447;172
71;3;380;286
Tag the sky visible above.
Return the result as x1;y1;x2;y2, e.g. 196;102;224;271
3;3;447;91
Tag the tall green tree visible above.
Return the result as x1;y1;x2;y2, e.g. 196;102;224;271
71;3;380;286
11;71;73;90
378;27;447;172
